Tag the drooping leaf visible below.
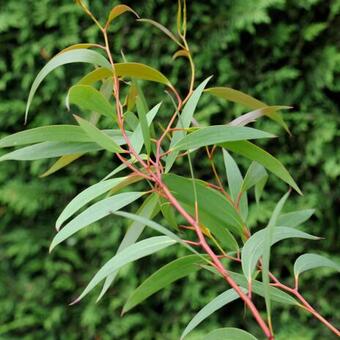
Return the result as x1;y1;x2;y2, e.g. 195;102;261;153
58;43;102;54
138;18;182;47
26;49;111;120
165;77;212;172
173;126;274;151
67;85;116;120
205;328;258;340
56;177;128;230
241;162;268;193
262;192;290;327
294;254;340;279
180;288;245;339
106;4;138;28
74;115;123;153
221;141;302;195
277;209;315;228
40;154;82;177
50;192;145;251
71;236;177;304
98;194;160;301
123;255;206;314
223;149;248;220
172;49;190;60
136;96;151;155
163;174;241;250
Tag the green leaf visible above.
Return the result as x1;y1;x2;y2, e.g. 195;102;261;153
294;254;340;278
40;154;82;177
106;4;138;27
67;85;116;120
255;175;268;203
78;67;112;85
97;194;160;301
173;126;274;151
136;96;151;155
26;49;111;121
221;141;302;195
241;162;268;193
277;209;315;228
50;192;145;251
71;236;177;304
223;149;248;220
137;18;182;47
205;328;258;340
74;115;123;153
165;77;212;172
159;197;178;229
0;125;90;148
56;177;128;230
163;174;241;250
180;288;245;340
123;255;206;314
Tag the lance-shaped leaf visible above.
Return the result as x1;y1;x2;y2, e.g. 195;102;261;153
58;43;102;54
0;141;102;161
123;255;206;314
262;192;290;327
136;96;151;155
241;162;268;193
173;126;274;151
26;49;111;120
56;177;127;230
67;85;116;120
255;175;268;203
78;67;113;85
74;115;123;153
97;194;160;301
221;141;302;195
137;18;183;47
205;328;258;340
205;87;289;132
294;254;340;279
163;174;241;250
180;288;245;340
277;209;315;228
50;192;145;251
165;77;212;172
40;154;82;177
241;226;319;282
106;4;138;28
223;149;248;220
71;236;177;304
0;125;90;147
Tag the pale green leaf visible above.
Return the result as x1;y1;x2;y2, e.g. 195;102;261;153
136;96;151;155
277;209;315;228
241;162;268;193
205;327;258;340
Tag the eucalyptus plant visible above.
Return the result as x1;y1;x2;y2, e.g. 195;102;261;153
1;1;339;339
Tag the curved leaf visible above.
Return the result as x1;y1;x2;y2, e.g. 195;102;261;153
241;162;268;193
71;236;177;304
40;154;82;177
123;255;206;314
294;254;340;278
241;226;320;282
26;49;111;120
50;192;145;251
67;85;116;120
205;327;258;340
78;67;112;85
106;4;138;28
277;209;315;228
173;126;274;151
181;288;245;339
221;141;302;195
136;96;151;155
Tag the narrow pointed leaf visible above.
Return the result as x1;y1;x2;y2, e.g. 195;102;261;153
241;226;319;282
106;4;138;27
277;209;315;228
56;177;127;230
78;67;112;85
50;192;145;251
67;85;116;120
255;175;268;203
205;328;258;340
180;288;245;339
72;236;177;303
294;254;340;278
136;96;151;155
26;49;111;120
124;255;206;314
40;154;82;177
74;115;123;153
97;194;159;301
241;162;268;193
165;77;212;172
221;141;302;194
58;43;102;54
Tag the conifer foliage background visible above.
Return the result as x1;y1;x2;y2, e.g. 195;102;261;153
0;1;339;338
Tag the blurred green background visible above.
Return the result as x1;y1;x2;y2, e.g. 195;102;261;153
0;0;339;339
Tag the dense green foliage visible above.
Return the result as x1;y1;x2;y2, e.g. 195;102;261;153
0;0;339;339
